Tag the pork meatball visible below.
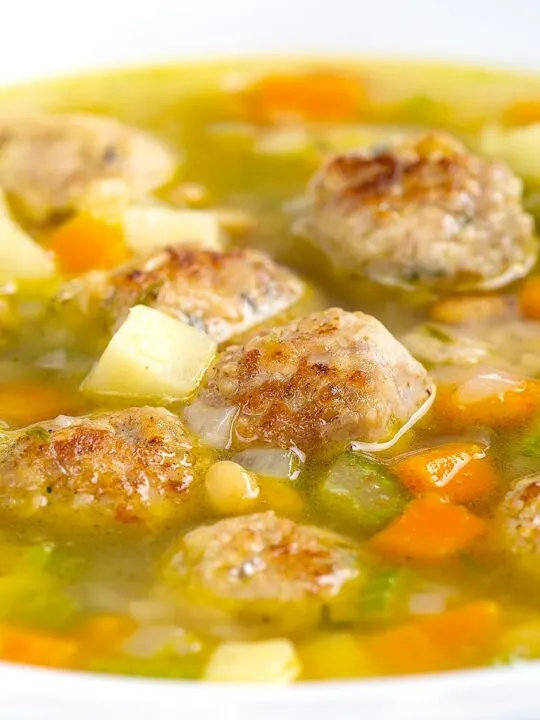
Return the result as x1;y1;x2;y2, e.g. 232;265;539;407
292;131;535;291
496;475;540;574
58;246;305;344
186;308;434;452
0;406;195;527
0;113;176;222
164;511;363;636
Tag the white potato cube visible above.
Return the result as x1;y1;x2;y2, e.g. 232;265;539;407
0;192;54;280
204;639;301;683
80;304;216;402
122;206;226;255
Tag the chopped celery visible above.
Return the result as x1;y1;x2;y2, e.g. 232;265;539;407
318;452;409;534
0;571;79;630
518;424;540;458
357;568;404;623
328;567;405;626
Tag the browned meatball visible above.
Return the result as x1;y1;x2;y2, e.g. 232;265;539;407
164;511;363;636
59;246;305;344
496;475;540;574
293;131;535;291
0;407;195;527
0;113;175;222
186;308;434;452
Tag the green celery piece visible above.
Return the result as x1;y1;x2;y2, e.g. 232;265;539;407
0;571;79;630
519;424;540;458
328;567;404;626
357;568;404;623
319;452;409;534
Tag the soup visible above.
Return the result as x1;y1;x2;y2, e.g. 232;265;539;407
0;59;539;682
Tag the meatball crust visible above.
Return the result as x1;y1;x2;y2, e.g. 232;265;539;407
186;308;434;452
0;113;175;222
165;511;362;634
0;406;195;526
293;131;535;291
59;246;305;344
496;475;540;570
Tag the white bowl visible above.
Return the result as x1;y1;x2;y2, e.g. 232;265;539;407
1;1;539;717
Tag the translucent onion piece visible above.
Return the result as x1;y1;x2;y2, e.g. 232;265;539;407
184;402;238;449
234;447;304;480
350;384;436;453
454;370;525;406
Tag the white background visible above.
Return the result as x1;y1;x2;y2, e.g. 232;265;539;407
0;0;537;83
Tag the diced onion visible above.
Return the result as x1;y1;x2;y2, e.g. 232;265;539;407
350;384;436;453
184;402;238;449
122;625;201;659
454;370;524;405
234;448;304;479
407;592;448;616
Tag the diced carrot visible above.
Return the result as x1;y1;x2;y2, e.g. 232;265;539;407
428;294;512;325
0;623;78;669
392;443;498;505
364;601;501;674
503;99;540;126
75;614;136;655
370;495;486;561
519;276;540;320
247;71;366;123
49;215;127;274
436;377;540;430
0;381;78;427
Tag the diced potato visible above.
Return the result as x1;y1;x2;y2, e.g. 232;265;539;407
122;206;226;255
205;460;260;515
0;193;54;280
479;123;540;182
298;632;369;679
80;305;216;402
204;639;301;683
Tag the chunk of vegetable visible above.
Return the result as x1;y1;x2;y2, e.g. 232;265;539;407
364;601;501;674
0;572;80;631
204;639;301;683
234;448;302;480
503;100;540;126
298;632;369;679
497;619;540;662
75;614;136;655
479;123;540;181
122;206;225;255
80;305;216;402
371;496;486;561
0;623;79;668
0;381;77;427
205;460;259;515
0;194;54;280
247;71;365;123
436;372;540;429
428;295;513;325
392;443;498;505
329;567;405;626
319;453;409;534
49;215;127;273
257;477;305;518
519;276;540;320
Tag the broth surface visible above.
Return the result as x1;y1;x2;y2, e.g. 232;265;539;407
0;59;538;680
